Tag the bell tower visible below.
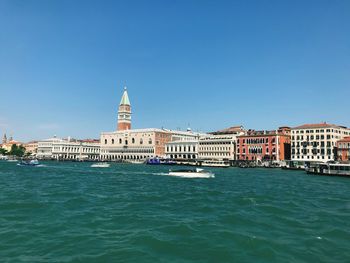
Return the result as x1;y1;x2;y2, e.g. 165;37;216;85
117;87;131;131
2;133;7;144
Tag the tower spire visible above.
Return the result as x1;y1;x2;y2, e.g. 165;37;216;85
117;87;132;131
119;86;131;106
2;133;7;144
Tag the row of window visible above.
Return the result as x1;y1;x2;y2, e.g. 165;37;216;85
101;155;151;160
199;152;231;156
292;129;349;134
199;141;232;145
292;149;332;155
292;141;334;147
237;147;276;154
292;155;331;160
238;138;275;144
168;154;197;159
104;138;153;145
53;147;99;153
198;147;231;152
166;146;197;152
292;135;339;140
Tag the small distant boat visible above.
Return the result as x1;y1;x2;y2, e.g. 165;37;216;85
125;160;144;164
201;160;230;168
161;159;176;165
146;158;176;165
7;159;18;162
146;158;161;165
168;168;214;178
17;159;40;166
91;162;110;168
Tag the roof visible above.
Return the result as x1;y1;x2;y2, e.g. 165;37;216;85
292;123;345;129
119;87;131;106
338;136;350;143
79;139;100;143
210;126;244;135
102;128;170;135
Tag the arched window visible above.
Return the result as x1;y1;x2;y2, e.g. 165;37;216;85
140;139;143;144
148;139;152;144
112;139;114;144
104;139;107;144
132;138;135;144
119;138;122;144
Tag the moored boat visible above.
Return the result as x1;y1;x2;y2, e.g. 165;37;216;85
168;168;214;178
91;162;110;168
201;160;230;168
306;163;350;177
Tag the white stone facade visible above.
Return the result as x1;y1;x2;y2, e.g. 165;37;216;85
199;134;240;161
37;137;100;160
100;128;171;161
165;140;199;160
291;123;350;163
100;128;200;161
37;137;63;159
52;140;100;161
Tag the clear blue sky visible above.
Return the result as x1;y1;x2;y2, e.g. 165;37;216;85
0;0;349;142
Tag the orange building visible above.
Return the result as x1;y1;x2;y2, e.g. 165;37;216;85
336;137;350;162
236;127;291;161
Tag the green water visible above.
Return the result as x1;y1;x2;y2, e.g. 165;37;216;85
0;161;349;262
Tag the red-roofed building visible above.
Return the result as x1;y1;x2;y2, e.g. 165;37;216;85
236;127;291;162
336;137;350;162
291;122;350;163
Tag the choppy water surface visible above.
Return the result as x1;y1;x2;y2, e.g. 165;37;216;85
0;161;349;262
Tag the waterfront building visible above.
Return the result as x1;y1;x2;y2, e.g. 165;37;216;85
165;129;204;160
100;128;172;161
117;87;131;131
198;126;245;162
336;137;350;162
165;140;199;160
1;137;23;152
51;138;100;161
236;127;291;162
24;141;38;155
37;136;65;159
101;128;199;161
101;87;199;161
291;123;350;163
37;137;100;160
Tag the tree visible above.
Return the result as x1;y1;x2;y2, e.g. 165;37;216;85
0;148;8;155
9;144;26;157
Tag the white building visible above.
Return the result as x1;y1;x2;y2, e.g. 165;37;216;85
198;126;245;161
165;129;206;160
165;140;199;160
291;123;350;163
52;139;100;161
100;128;199;161
101;87;199;161
37;137;100;160
37;137;63;159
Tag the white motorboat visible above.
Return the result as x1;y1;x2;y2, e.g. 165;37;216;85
17;159;40;166
201;160;230;168
91;162;110;168
168;168;214;178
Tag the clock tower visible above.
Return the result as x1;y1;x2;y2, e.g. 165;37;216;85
117;87;131;131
